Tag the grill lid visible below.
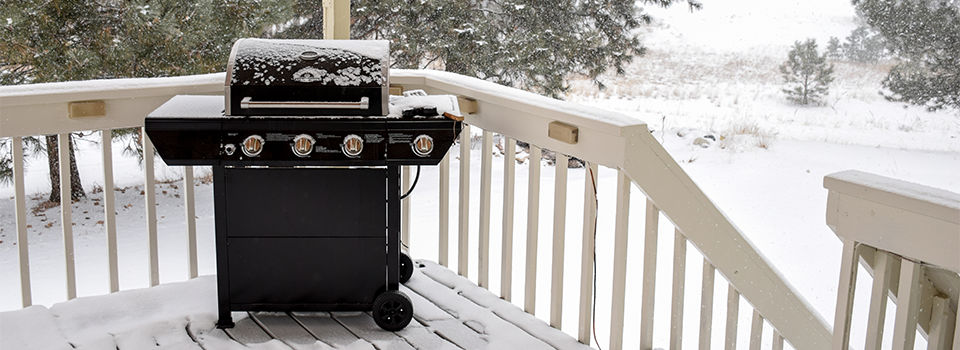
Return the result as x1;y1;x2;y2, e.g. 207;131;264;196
225;39;390;116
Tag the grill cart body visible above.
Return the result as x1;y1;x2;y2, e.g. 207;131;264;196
145;39;462;331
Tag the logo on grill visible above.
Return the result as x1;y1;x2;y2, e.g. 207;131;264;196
293;67;327;82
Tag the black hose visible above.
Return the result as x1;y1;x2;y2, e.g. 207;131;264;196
399;165;421;200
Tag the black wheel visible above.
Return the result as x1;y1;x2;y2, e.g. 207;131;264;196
399;252;413;284
372;290;413;331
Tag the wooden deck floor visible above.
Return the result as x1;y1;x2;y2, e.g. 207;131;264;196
1;261;591;350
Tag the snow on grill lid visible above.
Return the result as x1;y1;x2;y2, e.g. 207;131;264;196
229;38;389;87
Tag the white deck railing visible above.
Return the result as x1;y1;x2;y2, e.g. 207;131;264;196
1;71;832;349
825;171;960;350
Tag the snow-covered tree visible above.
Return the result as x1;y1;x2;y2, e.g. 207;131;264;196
780;39;834;105
826;37;843;59
0;0;287;200
841;25;888;63
280;0;702;98
854;0;960;111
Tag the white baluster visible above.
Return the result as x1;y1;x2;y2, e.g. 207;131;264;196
578;162;598;344
59;133;77;299
143;129;159;286
524;145;541;314
12;136;32;306
671;229;687;350
550;153;568;328
701;260;716;350
101;130;119;291
458;125;471;277
892;259;922;350
439;153;450;266
501;137;516;301
640;199;659;349
609;171;630;350
478;131;493;288
865;250;894;350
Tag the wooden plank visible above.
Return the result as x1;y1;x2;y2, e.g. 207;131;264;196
334;312;417;350
892;259;922;350
700;260;716;350
832;240;859;350
100;130;119;291
59;133;77;300
550;153;568;328
403;165;411;251
225;313;275;345
397;319;459;350
183;165;197;279
479;130;493;288
639;199;659;349
671;229;687;350
864;250;893;350
927;296;955;350
143;129;159;286
291;312;370;349
501;137;517;301
458;125;471;277
578;162;598;344
439;153;450;267
414;261;578;350
400;285;457;322
609;171;631;350
773;331;785;350
750;309;763;350
524;145;542;314
254;312;321;348
11;136;32;307
725;285;740;350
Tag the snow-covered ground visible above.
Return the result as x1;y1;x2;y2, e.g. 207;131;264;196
2;0;958;349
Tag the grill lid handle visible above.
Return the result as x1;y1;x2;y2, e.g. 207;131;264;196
240;96;370;110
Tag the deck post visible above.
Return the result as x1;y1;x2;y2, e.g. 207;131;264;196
322;0;350;39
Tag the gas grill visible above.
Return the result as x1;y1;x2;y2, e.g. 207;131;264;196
145;39;463;332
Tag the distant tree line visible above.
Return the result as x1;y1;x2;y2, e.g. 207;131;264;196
0;0;701;197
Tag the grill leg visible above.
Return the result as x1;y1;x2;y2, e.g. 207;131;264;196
387;165;400;291
213;166;235;328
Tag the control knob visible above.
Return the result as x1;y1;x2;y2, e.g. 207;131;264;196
411;135;434;157
241;135;264;157
342;134;364;158
292;134;315;157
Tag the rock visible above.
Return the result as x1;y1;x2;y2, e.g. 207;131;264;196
703;134;716;141
693;137;711;148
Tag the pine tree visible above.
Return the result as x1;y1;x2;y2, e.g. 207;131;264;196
854;0;960;111
0;0;288;200
780;39;835;105
826;37;843;59
841;25;888;63
281;0;702;98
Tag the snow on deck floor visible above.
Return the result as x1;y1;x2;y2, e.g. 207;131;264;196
0;260;591;350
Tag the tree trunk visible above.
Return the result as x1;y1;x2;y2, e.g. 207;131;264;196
46;134;85;203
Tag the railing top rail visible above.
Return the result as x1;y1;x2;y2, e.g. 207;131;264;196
393;69;645;133
825;170;960;273
825;170;960;225
0;73;224;106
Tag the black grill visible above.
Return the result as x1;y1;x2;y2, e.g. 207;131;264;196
145;39;463;331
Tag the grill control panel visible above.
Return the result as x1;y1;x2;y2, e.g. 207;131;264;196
147;115;461;166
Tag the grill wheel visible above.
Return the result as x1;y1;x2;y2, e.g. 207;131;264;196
372;290;413;331
399;253;413;284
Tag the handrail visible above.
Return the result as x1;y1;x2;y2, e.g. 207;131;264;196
1;70;832;349
395;69;833;348
824;171;959;350
825;170;960;273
